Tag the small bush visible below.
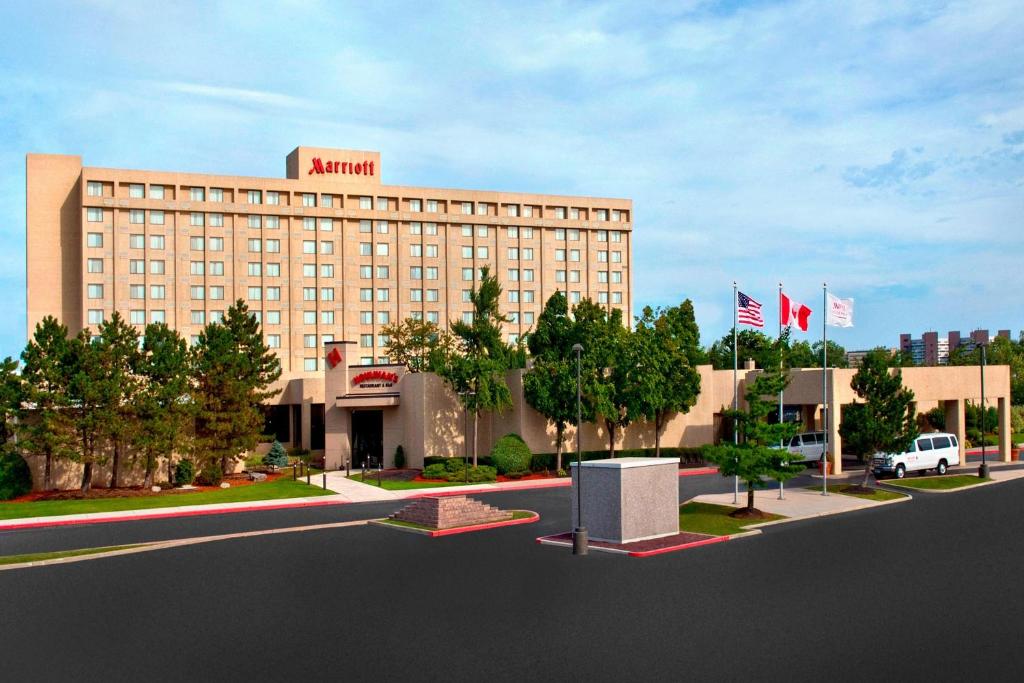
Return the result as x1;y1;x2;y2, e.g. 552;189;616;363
264;441;289;468
174;459;196;486
491;434;532;475
423;455;448;467
0;448;32;500
422;463;448;479
444;458;466;473
197;462;223;486
459;465;496;482
394;445;406;469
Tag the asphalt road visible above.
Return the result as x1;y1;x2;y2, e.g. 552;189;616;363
2;474;1024;681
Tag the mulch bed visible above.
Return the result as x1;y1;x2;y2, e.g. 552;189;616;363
412;471;565;484
350;468;421;482
8;472;286;503
538;530;718;554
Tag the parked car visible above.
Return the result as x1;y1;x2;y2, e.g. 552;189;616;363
871;433;960;479
785;431;827;463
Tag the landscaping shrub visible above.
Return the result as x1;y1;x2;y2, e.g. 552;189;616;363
491;433;532;475
0;448;32;501
197;461;223;486
462;465;497;482
394;445;406;469
264;441;289;468
422;463;448;479
443;457;465;473
423;455;448;467
288;447;311;461
173;459;196;486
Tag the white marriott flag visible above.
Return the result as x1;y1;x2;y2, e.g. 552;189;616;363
826;292;854;327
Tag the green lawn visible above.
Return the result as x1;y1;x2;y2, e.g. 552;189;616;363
347;476;470;491
679;502;784;536
0;544;143;566
820;484;907;501
380;510;534;531
0;477;332;521
885;475;991;491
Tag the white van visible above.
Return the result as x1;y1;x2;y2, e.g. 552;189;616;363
871;433;960;479
785;432;826;463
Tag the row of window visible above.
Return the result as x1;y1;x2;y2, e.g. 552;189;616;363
87;182;630;222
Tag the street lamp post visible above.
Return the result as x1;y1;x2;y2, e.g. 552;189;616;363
572;343;587;556
979;343;989;479
458;389;474;484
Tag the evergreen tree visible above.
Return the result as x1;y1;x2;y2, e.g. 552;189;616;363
65;329;111;492
705;337;801;515
264;440;289;468
631;304;702;457
523;292;578;469
840;348;918;490
18;317;75;490
96;312;141;488
708;329;777;370
191;300;281;476
0;356;21;443
133;323;192;487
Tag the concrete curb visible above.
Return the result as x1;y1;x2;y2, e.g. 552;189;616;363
878;478;1005;495
741;492;912;529
371;511;539;537
535;527;761;558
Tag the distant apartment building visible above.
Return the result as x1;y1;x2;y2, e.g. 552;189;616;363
899;329;1013;365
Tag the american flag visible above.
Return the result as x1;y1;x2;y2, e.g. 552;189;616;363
737;291;764;328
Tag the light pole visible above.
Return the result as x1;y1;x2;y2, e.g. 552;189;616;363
458;389;474;483
572;343;587;556
979;342;989;479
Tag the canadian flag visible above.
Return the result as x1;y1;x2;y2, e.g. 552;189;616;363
781;292;812;332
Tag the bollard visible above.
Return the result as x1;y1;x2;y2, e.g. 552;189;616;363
322;472;326;490
292;464;296;481
306;466;311;485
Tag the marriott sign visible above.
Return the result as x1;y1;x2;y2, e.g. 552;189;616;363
308;157;375;177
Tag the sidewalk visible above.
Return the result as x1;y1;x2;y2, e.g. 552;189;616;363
689;485;909;527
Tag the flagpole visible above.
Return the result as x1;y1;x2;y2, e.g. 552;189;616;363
779;281;784;500
732;281;739;505
822;282;829;496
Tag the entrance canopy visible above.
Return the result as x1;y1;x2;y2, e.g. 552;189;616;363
336;393;400;409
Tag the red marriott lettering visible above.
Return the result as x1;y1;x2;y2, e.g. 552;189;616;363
308;157;375;177
351;370;399;385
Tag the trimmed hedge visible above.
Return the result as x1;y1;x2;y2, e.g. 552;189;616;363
421;461;497;482
531;446;708;471
0;448;32;501
424;455;494;468
490;434;532;475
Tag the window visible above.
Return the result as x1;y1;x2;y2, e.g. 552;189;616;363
376;265;389;278
189;212;204;227
508;227;519;239
507;204;519;217
247;190;262;204
304;217;316;231
611;230;622;243
426;267;438;280
568;229;579;241
410;266;422;280
555;249;566;262
150;260;165;275
598;251;608;263
376;243;389;256
427;199;438;213
248;239;262;253
251;312;262;323
509;290;520;303
150;235;165;250
377;335;389;348
598;230;608;242
208;286;223;300
523;291;535;303
266;191;280;205
87;232;103;247
130;284;145;300
359;242;371;256
320;241;333;255
244;262;262;278
598;292;609;304
188;187;204;202
508;247;519;260
523;269;534;282
523;206;533;217
87;181;103;197
87;309;104;324
461;202;473;215
360;265;372;279
477;246;488;259
248;287;262;300
320;311;333;324
556;229;565;240
318;218;332;232
131;260;145;274
151;310;165;323
265;310;280;325
376;288;389;302
612;210;621;222
359;288;372;302
190;237;205;251
210;188;224;202
304;334;317;348
87;284;104;299
508;268;519;282
612;271;622;284
359;196;372;210
597;209;608;221
129;209;144;224
410;311;423;321
130;234;144;249
321;287;335;301
570;208;579;220
425;223;438;235
522;227;533;239
87;208;103;222
304;358;318;372
303;241;316;255
554;207;566;220
426;244;438;257
129;309;145;324
411;289;423;302
598;271;608;284
427;311;439;323
477;226;488;238
209;310;224;323
461;225;473;237
556;270;566;283
265;216;279;229
150;185;164;199
462;312;474;324
522;248;534;260
612;292;622;304
612;251;622;263
151;210;165;225
191;286;205;300
320;263;333;277
267;335;281;349
302;193;316;207
361;334;373;348
208;237;223;251
569;249;580;262
360;311;373;324
87;258;103;273
376;221;389;234
569;270;580;283
462;290;472;302
476;203;488;216
190;310;206;326
410;199;422;212
462;268;473;281
571;291;581;303
524;311;534;325
247;215;262;229
150;285;165;300
426;289;439;302
462;246;473;259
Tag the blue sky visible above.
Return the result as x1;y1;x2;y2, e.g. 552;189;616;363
1;0;1022;358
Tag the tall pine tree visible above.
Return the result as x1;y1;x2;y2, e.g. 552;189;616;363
96;312;141;488
134;323;192;487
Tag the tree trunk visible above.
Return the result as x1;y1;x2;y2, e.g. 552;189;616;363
607;421;617;458
221;454;229;478
472;411;478;467
44;451;53;491
81;461;93;493
167;454;174;485
143;453;155;489
747;482;755;511
111;441;121;489
555;423;564;472
860;459;873;489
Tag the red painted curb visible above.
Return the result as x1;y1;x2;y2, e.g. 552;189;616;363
627;534;729;557
0;498;347;532
427;512;540;537
679;467;718;478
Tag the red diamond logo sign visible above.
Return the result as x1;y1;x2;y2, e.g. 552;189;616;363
326;347;343;369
